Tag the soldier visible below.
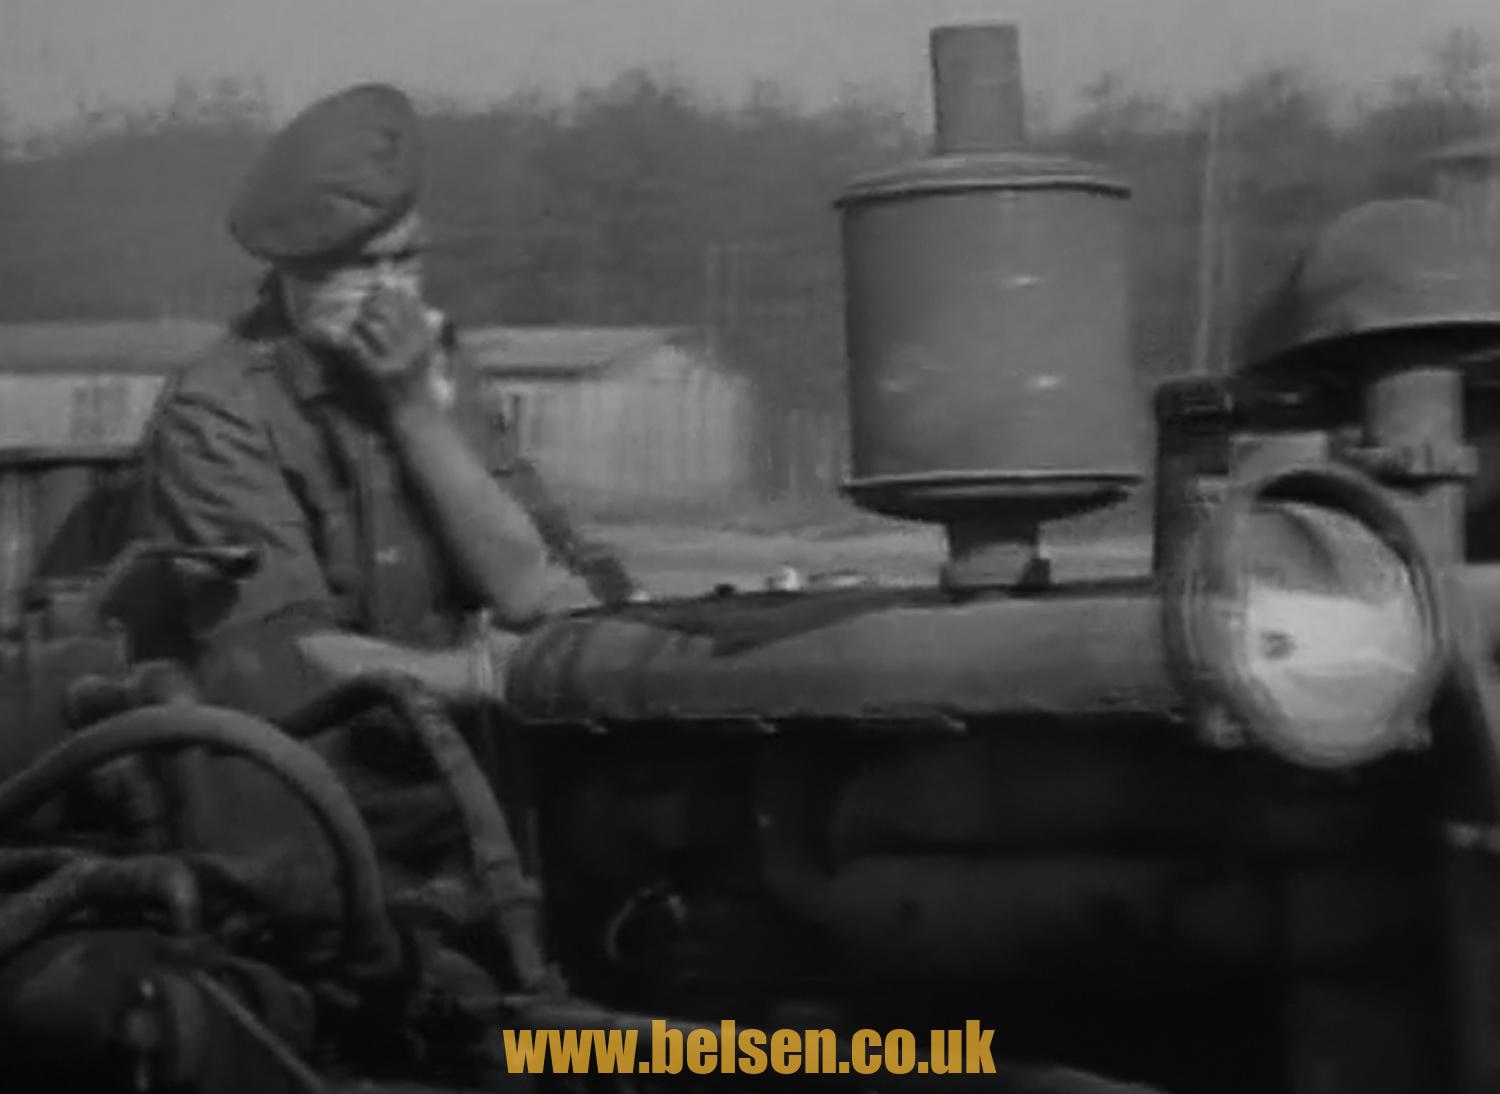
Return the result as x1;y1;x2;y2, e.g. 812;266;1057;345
138;83;634;720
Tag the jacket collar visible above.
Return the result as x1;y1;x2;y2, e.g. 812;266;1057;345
235;297;343;405
274;333;342;405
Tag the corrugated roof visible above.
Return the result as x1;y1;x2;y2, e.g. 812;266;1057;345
0;319;222;373
0;319;695;378
1426;130;1500;167
462;325;687;375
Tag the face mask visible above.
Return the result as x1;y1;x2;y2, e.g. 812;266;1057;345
281;266;425;350
282;269;458;408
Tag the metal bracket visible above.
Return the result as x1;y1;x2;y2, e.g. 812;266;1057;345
1196;703;1250;751
1154;376;1236;428
1336;440;1478;485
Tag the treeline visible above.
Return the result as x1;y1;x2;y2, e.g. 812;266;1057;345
0;31;1497;416
1060;29;1500;377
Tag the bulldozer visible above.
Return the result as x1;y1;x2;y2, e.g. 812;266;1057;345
2;21;1500;1094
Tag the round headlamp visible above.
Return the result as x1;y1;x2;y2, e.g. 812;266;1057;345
1169;464;1448;769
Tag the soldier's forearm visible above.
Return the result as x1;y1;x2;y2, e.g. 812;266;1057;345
383;396;556;627
295;629;521;702
492;439;638;604
499;455;588;567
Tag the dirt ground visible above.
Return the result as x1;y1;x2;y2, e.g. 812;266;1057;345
581;521;1154;600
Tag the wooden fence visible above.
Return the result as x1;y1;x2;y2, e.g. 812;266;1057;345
0;373;165;448
480;367;754;514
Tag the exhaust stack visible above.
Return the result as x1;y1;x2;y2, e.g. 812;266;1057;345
837;24;1144;588
931;23;1026;152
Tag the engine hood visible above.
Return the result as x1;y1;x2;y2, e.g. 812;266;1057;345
504;578;1182;729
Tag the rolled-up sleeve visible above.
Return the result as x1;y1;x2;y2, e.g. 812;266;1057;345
143;370;337;646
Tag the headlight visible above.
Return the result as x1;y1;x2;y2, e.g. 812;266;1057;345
1169;465;1447;769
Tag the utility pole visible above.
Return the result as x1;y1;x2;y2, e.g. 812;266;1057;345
1192;100;1223;377
724;241;741;342
702;242;720;357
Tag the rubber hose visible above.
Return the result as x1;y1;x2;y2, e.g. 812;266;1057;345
279;673;551;992
0;855;199;962
64;660;198;730
0;705;401;978
1433;569;1500;822
0;848;88;880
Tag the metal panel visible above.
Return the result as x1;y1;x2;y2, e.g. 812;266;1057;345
0;373;166;448
0;447;136;634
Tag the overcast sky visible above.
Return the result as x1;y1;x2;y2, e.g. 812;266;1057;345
4;0;1500;134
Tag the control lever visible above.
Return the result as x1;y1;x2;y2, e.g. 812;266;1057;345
94;540;263;653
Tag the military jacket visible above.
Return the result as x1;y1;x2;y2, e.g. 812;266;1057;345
138;312;510;709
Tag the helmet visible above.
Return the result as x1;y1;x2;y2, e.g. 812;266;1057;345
1240;198;1500;376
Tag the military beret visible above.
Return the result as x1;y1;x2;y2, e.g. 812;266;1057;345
228;83;423;264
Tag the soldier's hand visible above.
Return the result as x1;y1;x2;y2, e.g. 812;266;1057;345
345;286;440;403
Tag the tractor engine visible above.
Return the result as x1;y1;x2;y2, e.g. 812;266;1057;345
2;21;1500;1094
490;24;1496;1094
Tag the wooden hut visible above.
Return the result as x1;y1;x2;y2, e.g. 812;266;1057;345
462;325;754;515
